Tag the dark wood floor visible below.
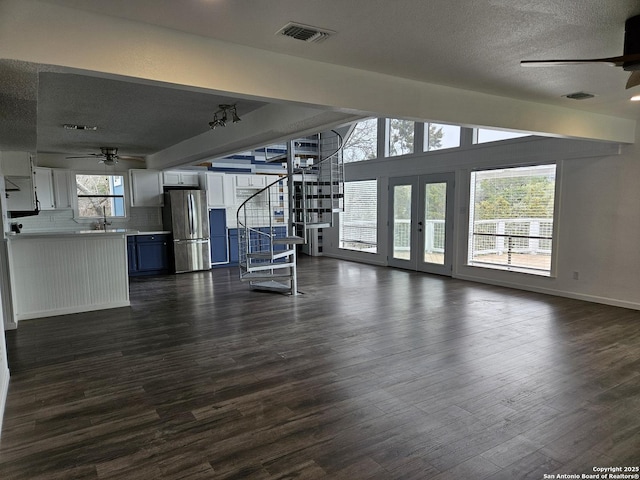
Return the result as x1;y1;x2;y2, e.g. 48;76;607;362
1;257;639;479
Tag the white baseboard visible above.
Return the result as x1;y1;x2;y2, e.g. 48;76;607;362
322;252;387;266
15;301;131;322
0;365;9;440
454;273;640;311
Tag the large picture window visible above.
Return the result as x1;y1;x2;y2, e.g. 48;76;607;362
339;180;377;253
76;174;126;218
468;165;556;274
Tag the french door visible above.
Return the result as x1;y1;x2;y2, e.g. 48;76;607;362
388;173;454;275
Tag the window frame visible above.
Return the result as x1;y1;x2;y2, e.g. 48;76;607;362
385;118;415;158
473;128;531;144
73;172;128;221
341;118;379;164
423;122;462;152
339;179;378;254
466;162;559;277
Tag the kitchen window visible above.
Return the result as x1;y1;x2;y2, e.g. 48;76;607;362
75;174;126;218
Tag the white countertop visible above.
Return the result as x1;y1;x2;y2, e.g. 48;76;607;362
6;230;171;239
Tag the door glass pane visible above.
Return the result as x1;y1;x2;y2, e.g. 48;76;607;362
424;182;446;265
393;185;412;260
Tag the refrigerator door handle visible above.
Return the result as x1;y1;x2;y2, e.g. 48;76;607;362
187;193;196;237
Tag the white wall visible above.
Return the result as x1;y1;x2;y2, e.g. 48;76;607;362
0;172;10;437
0;284;8;439
323;131;640;310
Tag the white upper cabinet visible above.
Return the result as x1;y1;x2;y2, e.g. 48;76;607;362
234;174;266;189
200;172;234;208
129;169;163;207
32;167;55;210
52;169;73;209
163;171;200;187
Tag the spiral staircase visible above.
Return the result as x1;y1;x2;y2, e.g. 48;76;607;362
236;131;344;294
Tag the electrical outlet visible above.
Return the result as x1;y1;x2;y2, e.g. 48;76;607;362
572;271;579;280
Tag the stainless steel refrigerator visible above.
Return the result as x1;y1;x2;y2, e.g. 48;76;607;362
163;190;211;273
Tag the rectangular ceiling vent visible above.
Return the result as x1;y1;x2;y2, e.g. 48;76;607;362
276;22;334;43
563;92;595;100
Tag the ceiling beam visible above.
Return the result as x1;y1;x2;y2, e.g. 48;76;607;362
146;104;361;170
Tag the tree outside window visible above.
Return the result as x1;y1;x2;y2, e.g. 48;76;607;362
388;119;414;157
342;119;378;163
425;123;461;151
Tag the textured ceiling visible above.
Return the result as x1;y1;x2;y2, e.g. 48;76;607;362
40;0;640;116
37;72;266;157
2;0;640;163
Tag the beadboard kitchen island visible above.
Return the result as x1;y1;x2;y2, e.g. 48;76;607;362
6;230;131;322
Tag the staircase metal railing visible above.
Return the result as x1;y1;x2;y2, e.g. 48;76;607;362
236;130;343;294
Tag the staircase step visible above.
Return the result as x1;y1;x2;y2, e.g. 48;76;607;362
249;280;292;293
273;236;305;245
294;180;339;186
247;249;295;261
241;262;293;272
293;222;331;229
294;194;344;199
298;208;335;213
240;272;291;281
264;153;287;163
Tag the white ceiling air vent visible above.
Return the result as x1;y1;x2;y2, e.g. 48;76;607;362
276;22;334;43
563;92;595;100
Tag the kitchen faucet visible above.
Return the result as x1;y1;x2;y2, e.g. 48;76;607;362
102;206;112;230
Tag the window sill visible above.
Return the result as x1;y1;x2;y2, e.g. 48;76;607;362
466;261;553;278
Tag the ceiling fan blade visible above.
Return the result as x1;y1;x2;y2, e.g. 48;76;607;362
522;54;640;68
117;155;146;162
521;56;627;67
626;71;640;89
65;154;101;159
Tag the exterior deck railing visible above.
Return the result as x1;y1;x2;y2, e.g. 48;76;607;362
339;218;552;270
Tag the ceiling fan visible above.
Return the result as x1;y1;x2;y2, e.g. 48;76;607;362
66;147;144;166
521;14;640;89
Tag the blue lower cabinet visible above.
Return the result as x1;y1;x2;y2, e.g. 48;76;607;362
228;229;239;264
129;234;171;276
209;209;230;266
211;235;229;264
127;236;138;274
